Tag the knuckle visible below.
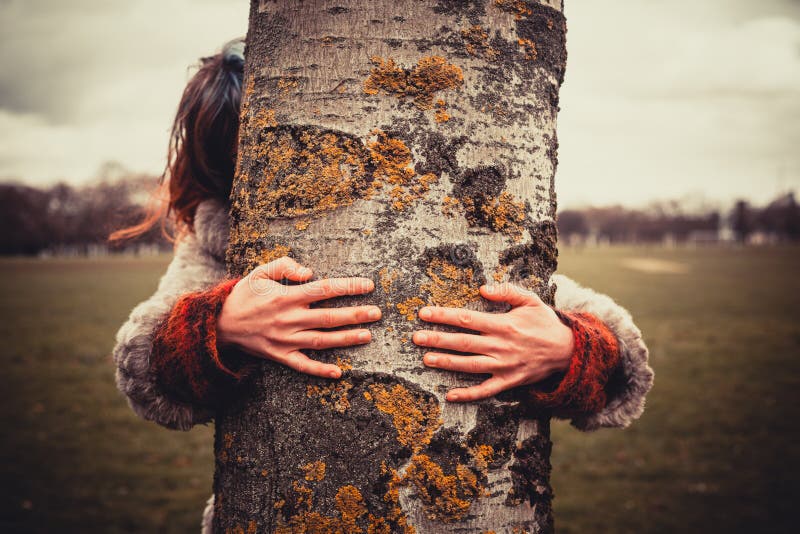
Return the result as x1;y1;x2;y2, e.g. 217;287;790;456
311;335;325;349
322;310;336;327
458;311;472;326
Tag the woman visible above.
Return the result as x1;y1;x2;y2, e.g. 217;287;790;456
112;39;654;531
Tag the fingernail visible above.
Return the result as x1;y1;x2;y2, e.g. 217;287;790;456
448;393;459;401
358;331;370;342
426;354;438;364
419;307;431;320
415;333;427;344
329;369;341;378
368;308;381;320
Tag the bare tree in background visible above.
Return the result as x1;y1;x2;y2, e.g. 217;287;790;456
218;1;567;531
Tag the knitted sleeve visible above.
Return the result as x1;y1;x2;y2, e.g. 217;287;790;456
150;278;257;408
545;274;655;431
113;233;228;431
526;310;622;418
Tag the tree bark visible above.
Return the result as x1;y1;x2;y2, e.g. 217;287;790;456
218;1;566;532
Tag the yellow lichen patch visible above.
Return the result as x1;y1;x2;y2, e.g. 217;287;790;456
461;25;498;60
379;267;400;294
494;0;533;20
247;520;258;534
470;444;496;471
402;454;481;522
492;264;508;283
368;130;439;211
441;196;460;217
517;38;538;60
254;128;372;218
294;218;311;231
335;356;353;372
478;192;526;240
367;384;442;452
277;77;300;95
396;297;426;321
223;433;234;449
306;380;353;414
422;257;481;308
434;99;450;123
251;108;278;130
336;485;367;531
302;461;326;482
363;56;464;110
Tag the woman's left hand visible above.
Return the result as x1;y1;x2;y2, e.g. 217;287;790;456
412;283;575;402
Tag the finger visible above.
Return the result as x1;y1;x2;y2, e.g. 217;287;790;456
291;277;375;303
293;305;382;329
292;329;372;350
280;350;342;379
418;306;501;333
446;376;509;402
480;283;542;308
423;352;500;374
413;330;496;354
255;256;313;282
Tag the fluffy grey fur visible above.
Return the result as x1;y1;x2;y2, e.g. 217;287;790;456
113;199;653;432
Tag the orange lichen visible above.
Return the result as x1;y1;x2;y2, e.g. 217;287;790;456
277;77;299;94
422;257;481;308
396;297;426;321
294;218;311;231
478;192;526;240
366;384;442;452
302;461;327;482
434;99;450;123
363;56;464;110
336;485;368;531
517;38;538;60
306;380;352;413
223;433;234;449
461;25;498;59
470;444;496;471
379;267;400;294
492;264;509;283
247;520;258;534
335;356;353;372
402;454;481;522
368;130;438;211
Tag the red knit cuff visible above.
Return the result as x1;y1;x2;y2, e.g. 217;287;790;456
151;278;252;407
527;311;621;417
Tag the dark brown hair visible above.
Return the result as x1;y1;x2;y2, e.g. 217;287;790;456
110;39;244;242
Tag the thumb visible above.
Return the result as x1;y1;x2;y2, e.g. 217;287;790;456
259;256;314;282
480;283;542;308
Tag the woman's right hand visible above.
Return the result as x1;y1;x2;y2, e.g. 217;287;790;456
216;257;380;379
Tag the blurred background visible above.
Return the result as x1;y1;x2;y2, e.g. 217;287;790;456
0;0;798;532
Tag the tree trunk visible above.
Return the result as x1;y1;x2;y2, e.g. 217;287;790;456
218;0;566;532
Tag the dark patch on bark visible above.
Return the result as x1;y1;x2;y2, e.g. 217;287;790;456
506;417;554;533
421;243;486;284
452;165;505;200
213;369;436;532
326;6;350;15
498;219;558;302
514;2;568;85
466;403;520;468
433;0;487;25
414;130;468;178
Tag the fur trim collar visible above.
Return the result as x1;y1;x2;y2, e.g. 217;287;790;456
194;199;231;259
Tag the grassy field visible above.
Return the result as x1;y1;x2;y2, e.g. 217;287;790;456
0;246;798;533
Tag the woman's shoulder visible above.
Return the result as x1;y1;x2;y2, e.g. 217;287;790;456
193;198;231;260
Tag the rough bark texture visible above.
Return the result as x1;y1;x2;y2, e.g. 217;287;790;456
217;1;567;532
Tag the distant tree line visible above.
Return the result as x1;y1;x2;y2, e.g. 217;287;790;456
558;192;799;245
1;165;797;255
0;165;171;256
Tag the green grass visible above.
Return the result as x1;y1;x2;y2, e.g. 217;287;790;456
0;247;798;533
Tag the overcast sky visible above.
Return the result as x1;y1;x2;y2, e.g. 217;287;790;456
1;0;798;209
